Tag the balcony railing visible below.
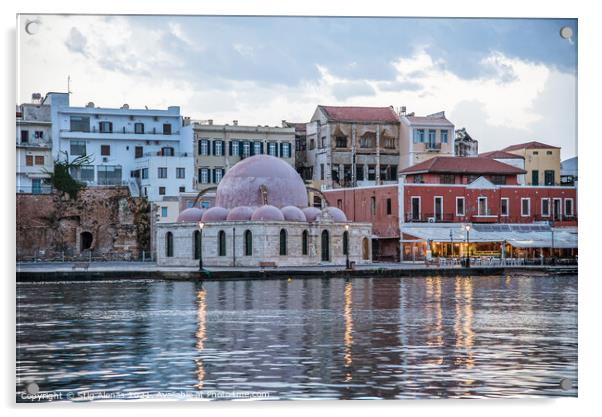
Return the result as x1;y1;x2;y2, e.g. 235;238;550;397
426;142;442;151
138;151;190;158
405;212;455;223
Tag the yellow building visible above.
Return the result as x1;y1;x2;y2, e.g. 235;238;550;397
502;141;561;186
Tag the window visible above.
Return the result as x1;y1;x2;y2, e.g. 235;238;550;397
25;155;33;166
478;197;488;216
531;170;539;186
337;199;343;209
70;140;86;156
544;170;555;186
371;196;376;216
547;150;553;155
31;179;42;194
413;129;425;143
179;186;185;193
72;165;94;182
193;230;201;260
362;237;370;260
456;197;465;216
134;122;144;134
101;145;110;156
135;146;143;158
281;142;291;158
163;124;172;135
141;168;148;180
215;140;224;156
165;232;173;257
521;198;530;216
158;167;168;179
320;164;324;181
466;175;479;184
335;136;347;148
501;198;509;216
343;231;349;255
440;174;455;184
218;230;226;256
413;175;424;184
565;199;574;217
309;139;315;150
321;230;330;261
199;168;209;184
279;229;287;256
20;130;29;143
34;155;44;165
159;187;166;195
241;141;250;157
231;140;240;156
491;175;506;185
441;130;448;144
386;198;392;215
162;147;173;156
360;133;375;148
367;165;376;181
533;151;539;155
384;137;396;149
356;165;364;181
427;129;436;146
268;142;277;156
320;136;326;148
99;121;113;133
411;197;421;221
302;230;309;255
244;230;253;256
161;207;168;217
541;198;550;217
70;116;90;132
215;168;224;183
253;141;262;155
34;131;44;139
176;167;185;179
97;165;122;185
199;139;209;156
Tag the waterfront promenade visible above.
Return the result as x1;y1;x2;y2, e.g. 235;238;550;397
16;261;577;281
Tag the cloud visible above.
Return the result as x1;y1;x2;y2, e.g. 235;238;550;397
378;80;423;92
64;27;87;56
331;80;376;100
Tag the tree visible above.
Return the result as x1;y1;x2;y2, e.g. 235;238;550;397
43;151;94;200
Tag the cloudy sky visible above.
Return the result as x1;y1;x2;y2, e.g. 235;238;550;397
18;15;577;158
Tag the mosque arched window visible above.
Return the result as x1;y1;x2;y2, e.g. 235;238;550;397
321;230;330;262
218;230;226;256
279;229;287;256
193;230;201;260
343;231;349;256
244;230;253;256
302;230;309;255
166;232;174;257
362;237;370;260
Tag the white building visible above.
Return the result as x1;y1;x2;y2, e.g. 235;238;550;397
16;99;53;194
479;150;526;185
43;92;194;201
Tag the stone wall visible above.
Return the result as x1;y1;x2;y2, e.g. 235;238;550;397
16;187;150;260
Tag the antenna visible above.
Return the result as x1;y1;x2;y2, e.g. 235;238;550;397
67;75;72;95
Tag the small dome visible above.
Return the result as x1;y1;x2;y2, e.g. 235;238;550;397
281;205;306;222
302;207;321;222
201;206;229;222
226;206;254;221
323;206;347;223
177;207;205;223
251;205;285;221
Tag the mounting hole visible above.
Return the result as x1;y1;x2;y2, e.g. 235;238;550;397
559;26;573;40
25;20;40;35
559;378;572;390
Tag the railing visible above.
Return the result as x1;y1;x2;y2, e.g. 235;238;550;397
138;151;190;158
16;185;52;194
61;129;177;136
426;142;442;151
533;215;578;223
405;212;455;223
17;249;155;263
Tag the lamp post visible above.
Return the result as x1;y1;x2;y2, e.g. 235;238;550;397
344;224;350;269
197;221;204;271
464;224;471;268
450;229;454;258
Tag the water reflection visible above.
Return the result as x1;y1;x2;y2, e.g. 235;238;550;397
16;275;578;401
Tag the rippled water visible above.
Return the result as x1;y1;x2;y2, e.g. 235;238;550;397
16;275;577;401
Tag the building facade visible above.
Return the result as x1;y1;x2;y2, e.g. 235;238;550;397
501;141;561;186
43;92;194;200
282;121;309;179
192;121;295;192
16;101;53;194
399;110;455;169
454;127;479;157
304;105;401;190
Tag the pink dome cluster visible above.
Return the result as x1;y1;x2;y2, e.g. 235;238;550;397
176;207;205;223
323;207;348;223
281;205;306;222
302;207;321;222
226;206;254;221
201;206;229;222
251;205;285;221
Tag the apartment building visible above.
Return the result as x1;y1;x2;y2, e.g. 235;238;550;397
454;127;479;157
16;98;53;194
42;92;194;201
501;141;561;186
303;105;401;191
399;110;455;169
192;120;295;192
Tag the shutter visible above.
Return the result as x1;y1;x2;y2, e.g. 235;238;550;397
260;142;264;154
212;169;216;183
229;141;233;156
212;140;215;156
198;169;202;183
198;140;202;155
109;122;113;133
279;143;283;157
238;141;243;157
250;141;255;156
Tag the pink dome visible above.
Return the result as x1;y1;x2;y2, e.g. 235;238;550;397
251;205;285;221
281;205;306;222
201;206;229;222
302;207;321;222
323;206;348;223
215;155;308;209
177;207;205;223
226;206;254;221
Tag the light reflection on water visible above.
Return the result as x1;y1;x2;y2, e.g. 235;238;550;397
16;275;577;400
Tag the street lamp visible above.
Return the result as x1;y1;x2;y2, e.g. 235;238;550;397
464;224;471;268
344;224;350;269
198;221;204;271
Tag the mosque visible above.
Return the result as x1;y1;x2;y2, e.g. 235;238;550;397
156;155;373;267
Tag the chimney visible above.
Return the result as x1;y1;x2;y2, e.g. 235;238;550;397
233;120;238;126
31;93;42;104
208;119;213;125
282;120;287;127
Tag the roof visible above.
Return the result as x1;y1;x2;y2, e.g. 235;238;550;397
399;156;526;175
405;115;454;127
285;122;307;132
319;105;400;123
479;150;525;159
502;141;560;151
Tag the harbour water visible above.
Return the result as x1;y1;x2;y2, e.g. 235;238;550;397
16;274;578;401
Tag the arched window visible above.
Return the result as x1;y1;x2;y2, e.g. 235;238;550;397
193;230;201;260
166;232;174;257
302;230;309;255
343;231;349;255
321;230;330;261
244;230;253;256
279;229;287;256
362;237;370;260
218;230;226;256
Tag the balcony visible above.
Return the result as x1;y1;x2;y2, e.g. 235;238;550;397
426;142;442;151
405;212;455;223
60;129;180;142
138;151;191;158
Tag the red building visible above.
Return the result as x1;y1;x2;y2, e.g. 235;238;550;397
325;156;577;262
